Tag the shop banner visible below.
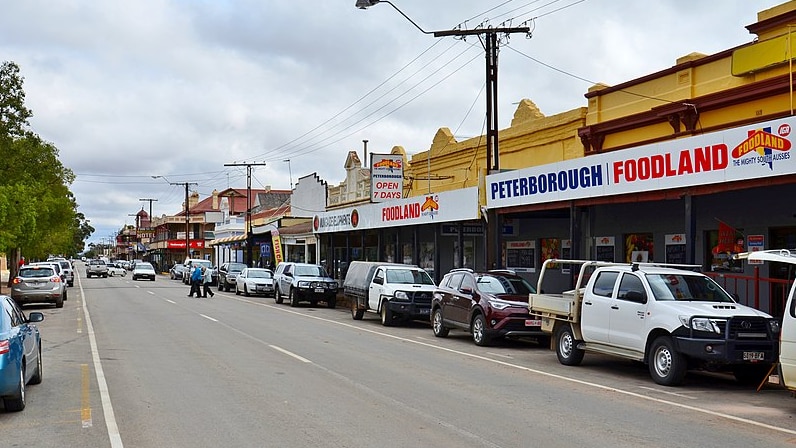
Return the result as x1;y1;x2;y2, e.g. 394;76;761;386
271;230;284;264
313;187;479;233
370;153;404;202
486;117;796;209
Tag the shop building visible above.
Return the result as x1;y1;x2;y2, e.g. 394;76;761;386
485;1;796;316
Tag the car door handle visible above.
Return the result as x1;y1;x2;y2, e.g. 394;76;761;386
611;305;619;310
584;301;593;306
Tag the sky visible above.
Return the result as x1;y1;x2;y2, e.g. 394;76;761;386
0;0;783;247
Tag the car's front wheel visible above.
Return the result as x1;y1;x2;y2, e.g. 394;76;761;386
275;288;283;304
432;308;449;337
289;289;300;307
380;301;394;326
471;314;491;346
30;345;42;385
648;336;687;386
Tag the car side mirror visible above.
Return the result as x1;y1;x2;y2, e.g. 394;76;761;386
460;287;474;296
373;277;384;285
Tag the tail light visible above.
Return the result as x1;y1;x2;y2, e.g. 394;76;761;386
50;276;62;283
0;340;9;355
11;278;22;285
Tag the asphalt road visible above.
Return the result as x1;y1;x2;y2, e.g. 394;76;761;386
2;264;796;447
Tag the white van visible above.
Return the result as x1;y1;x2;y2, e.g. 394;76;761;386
737;249;794;391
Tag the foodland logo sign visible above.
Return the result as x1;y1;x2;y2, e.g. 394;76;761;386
730;124;791;170
371;154;404;202
486;117;796;209
382;195;439;222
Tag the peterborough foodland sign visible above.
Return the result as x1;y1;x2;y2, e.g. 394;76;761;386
486;117;795;209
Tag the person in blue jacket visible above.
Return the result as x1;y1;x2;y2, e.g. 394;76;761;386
188;264;203;297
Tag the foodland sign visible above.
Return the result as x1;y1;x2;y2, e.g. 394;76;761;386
313;187;478;233
486;117;796;208
371;154;404;202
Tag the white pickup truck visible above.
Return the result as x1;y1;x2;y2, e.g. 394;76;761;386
529;259;780;386
344;261;436;326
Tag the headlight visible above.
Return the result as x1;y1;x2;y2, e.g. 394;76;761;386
394;291;409;300
298;281;310;288
770;319;782;334
679;316;721;333
488;300;513;310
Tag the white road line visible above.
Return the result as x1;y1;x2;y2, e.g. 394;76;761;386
147;291;155;295
229;296;796;437
77;276;124;447
200;314;218;322
486;352;514;359
269;344;313;363
638;386;698;399
165;299;176;304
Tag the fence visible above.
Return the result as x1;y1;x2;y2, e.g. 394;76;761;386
704;267;793;318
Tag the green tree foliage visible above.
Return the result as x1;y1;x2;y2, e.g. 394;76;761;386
0;60;90;271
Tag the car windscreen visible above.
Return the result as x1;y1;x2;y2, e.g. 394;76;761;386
385;268;435;285
20;267;55;278
247;270;272;278
477;275;536;295
646;273;735;302
230;263;247;272
136;263;154;269
295;265;326;277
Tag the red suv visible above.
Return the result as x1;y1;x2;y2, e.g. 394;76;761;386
431;269;545;346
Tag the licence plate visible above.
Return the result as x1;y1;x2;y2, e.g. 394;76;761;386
419;309;430;315
314;288;324;293
525;319;542;327
743;351;765;361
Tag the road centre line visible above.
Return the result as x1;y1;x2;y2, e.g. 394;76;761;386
269;345;313;363
227;295;796;437
200;314;218;322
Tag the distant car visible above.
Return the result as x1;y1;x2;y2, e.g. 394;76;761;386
181;259;216;285
11;265;67;308
86;259;108;278
131;262;156;281
235;268;275;297
169;263;189;281
48;258;74;287
218;262;247;292
107;263;126;277
431;268;545;346
0;295;44;412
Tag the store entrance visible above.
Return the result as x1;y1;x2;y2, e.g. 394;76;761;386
768;227;796;317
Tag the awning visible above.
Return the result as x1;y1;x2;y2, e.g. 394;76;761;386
208;234;247;246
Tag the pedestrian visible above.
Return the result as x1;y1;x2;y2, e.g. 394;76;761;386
188;264;203;297
202;266;215;298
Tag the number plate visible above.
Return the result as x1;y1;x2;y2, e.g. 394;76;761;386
743;351;765;361
314;288;324;293
525;319;542;327
419;309;430;315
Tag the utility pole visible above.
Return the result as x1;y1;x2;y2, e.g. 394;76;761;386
139;198;158;222
357;1;529;270
224;162;267;267
170;182;197;260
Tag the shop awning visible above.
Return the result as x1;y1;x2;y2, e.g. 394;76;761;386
208;234;247;246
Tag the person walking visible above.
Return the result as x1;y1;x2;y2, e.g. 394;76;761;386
188;264;203;297
201;266;215;298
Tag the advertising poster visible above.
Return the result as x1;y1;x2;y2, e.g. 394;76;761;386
625;233;654;263
540;238;561;270
505;240;535;273
594;236;615;262
664;234;686;264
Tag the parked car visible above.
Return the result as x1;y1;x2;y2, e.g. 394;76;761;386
132;262;156;281
30;261;67;287
48;258;74;287
11;265;67;308
169;263;190;281
218;262;248;292
107;263;127;277
431;268;545;346
235;268;275;297
181;259;215;285
273;262;338;307
0;295;44;412
86;259;109;278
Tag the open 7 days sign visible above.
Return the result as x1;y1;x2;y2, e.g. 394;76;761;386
486;117;795;209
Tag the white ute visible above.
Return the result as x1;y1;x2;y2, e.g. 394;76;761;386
529;259;780;386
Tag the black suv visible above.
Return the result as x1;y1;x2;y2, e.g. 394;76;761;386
217;262;247;292
431;269;545;346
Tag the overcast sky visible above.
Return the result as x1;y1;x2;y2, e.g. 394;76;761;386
0;0;781;248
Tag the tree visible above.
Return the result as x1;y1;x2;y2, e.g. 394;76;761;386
0;61;89;283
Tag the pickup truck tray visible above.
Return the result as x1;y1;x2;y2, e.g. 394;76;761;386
529;291;577;317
